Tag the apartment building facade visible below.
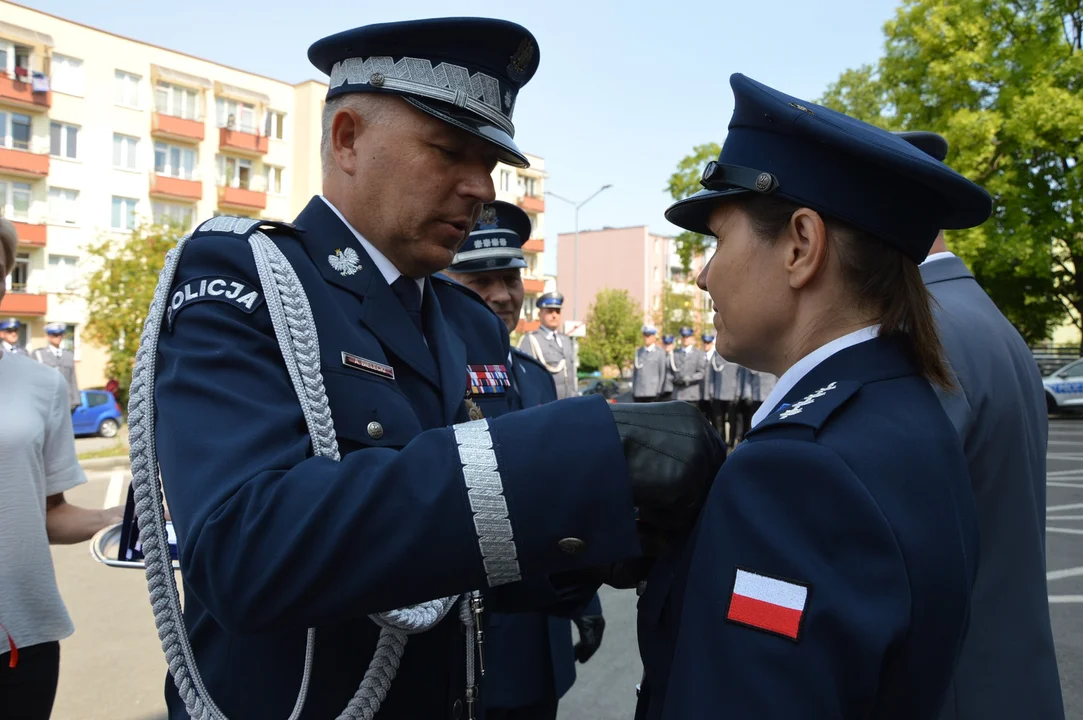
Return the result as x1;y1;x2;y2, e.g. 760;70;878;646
0;1;550;385
492;156;553;333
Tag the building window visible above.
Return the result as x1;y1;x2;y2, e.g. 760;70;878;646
0;40;31;77
49;122;78;159
113;134;139;170
0;180;31;221
264;110;285;140
216;98;257;134
154;142;197;180
500;170;511;192
0;111;32;151
520;176;537;196
50;54;84;96
115;70;142;107
152;201;195;231
216;155;253;189
9;251;30;292
264;165;283;194
48;254;79;292
48;187;79;225
111;196;138;231
653;296;661;311
654;266;661;282
154;81;201;120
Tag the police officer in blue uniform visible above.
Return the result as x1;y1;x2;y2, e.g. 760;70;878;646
148;18;723;720
0;318;29;356
635;73;990;718
445;200;605;720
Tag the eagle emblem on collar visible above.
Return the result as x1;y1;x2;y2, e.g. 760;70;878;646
328;247;361;276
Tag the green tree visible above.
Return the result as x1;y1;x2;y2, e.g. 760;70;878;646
666;142;721;273
652;279;699;338
579;289;644;374
83;222;182;406
820;0;1083;344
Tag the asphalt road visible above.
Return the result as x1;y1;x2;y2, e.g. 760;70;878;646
48;419;1083;719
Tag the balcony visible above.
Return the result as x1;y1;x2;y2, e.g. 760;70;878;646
151;175;203;202
518;195;545;214
522;238;544;254
523;277;545;294
219;127;268;156
0;291;47;315
11;220;46;247
0;146;48;178
218;185;267;211
0;71;50;112
515;319;541;334
152;112;205;143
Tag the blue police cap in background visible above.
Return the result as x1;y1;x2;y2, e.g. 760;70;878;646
642;325;657;336
665;74;992;263
679;326;695;337
702;332;715;342
896;131;949;163
536;291;563;309
308;18;540;168
0;317;20;331
45;322;66;335
662;334;675;344
449;201;530;273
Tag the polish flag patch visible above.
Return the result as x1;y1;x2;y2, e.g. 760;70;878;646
725;567;810;642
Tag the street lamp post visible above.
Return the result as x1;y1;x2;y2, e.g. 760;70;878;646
545;184;613;323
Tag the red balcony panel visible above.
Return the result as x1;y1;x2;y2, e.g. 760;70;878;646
0;292;47;315
218;185;267;210
151;175;203;201
11;221;46;247
0;147;48;177
517;195;545;214
152;113;205;142
522;277;545;294
522;238;544;254
0;73;50;111
219;127;268;155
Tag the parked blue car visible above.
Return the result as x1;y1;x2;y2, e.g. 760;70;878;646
73;389;125;438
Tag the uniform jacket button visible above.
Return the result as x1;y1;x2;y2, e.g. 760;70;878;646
558;537;586;555
367;421;384;439
452;698;463;719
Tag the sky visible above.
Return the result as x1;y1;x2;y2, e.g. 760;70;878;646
21;0;902;275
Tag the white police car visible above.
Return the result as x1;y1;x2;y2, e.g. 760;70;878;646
1043;358;1083;413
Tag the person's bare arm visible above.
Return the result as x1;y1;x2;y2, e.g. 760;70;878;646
45;493;123;545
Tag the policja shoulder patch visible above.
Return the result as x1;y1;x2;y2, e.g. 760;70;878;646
166;275;264;331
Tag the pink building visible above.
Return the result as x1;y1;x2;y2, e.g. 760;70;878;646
555;225;709;331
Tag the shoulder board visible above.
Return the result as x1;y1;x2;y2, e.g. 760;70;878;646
191;216;304;241
511;347;549;374
746;380;863;436
431;272;500;318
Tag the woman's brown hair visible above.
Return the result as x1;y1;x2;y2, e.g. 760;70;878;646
739;193;953;390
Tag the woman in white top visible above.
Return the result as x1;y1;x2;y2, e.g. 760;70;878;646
635;74;990;719
0;218;123;719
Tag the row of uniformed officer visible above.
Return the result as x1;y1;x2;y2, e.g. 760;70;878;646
445;200;605;720
148;18;724;720
2;319;80;410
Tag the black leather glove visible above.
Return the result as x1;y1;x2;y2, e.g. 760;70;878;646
573;615;606;663
611;401;726;538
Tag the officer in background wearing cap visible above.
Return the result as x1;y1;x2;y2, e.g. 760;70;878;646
631;326;666;402
33;323;79;411
699;333;720;430
899;131;1065;720
0;318;29;357
149;18;723;720
659;334;675;400
635;73;991;718
445;200;605;720
518;292;577;400
668;326;705;406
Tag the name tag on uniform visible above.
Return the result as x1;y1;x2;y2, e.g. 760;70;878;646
342;351;395;380
167;276;263;330
467;364;510;396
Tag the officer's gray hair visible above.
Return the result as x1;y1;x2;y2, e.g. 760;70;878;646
0;217;16;278
320;94;398;176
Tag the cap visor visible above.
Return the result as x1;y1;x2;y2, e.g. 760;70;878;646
664;187;750;235
449;257;528;273
404;97;529;168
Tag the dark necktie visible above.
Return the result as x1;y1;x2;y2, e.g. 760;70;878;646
391;275;425;338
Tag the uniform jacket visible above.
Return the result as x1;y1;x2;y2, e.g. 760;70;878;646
635;336;979;719
632;345;666;399
669;346;705;402
2;341;29;357
704;351;739;402
922;254;1064;720
518;328;577;400
33;345;79;408
154;198;640;720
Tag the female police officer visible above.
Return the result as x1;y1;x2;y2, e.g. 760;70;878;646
634;74;989;719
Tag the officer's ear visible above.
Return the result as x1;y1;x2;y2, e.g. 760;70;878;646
330;107;364;176
784;208;830;291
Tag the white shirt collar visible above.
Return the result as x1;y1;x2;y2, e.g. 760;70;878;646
644;344;656;352
921;251;955;266
320;196;425;299
751;324;881;429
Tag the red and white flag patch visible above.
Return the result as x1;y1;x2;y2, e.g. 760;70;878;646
725;567;809;641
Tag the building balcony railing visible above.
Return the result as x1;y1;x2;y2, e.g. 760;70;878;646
152;112;205;143
0;71;50;112
218;184;267;211
11;220;46;247
517;194;545;214
0;145;49;178
522;238;544;254
151;175;203;202
515;319;541;334
522;277;545;294
0;290;47;315
219;127;269;155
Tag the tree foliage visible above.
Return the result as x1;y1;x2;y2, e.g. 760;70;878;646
579;289;644;374
83;222;182;405
652;279;701;338
820;0;1083;343
666;142;722;273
